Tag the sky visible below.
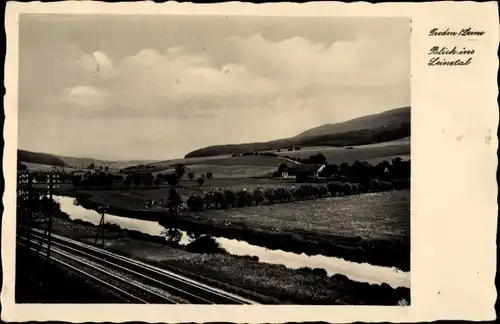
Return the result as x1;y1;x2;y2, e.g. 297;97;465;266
18;14;410;161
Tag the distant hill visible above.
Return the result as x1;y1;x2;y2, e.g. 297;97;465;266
18;150;66;167
295;107;410;138
17;149;157;170
53;154;157;170
185;107;411;158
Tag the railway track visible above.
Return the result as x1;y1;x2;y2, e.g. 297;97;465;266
17;228;258;305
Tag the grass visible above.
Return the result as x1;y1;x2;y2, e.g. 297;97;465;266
277;140;410;165
70;177;299;210
34;214;409;305
189;190;410;242
143;139;410;175
157;164;278;179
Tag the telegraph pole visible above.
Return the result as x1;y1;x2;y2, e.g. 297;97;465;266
17;172;32;237
34;172;60;263
46;172;59;263
94;205;109;247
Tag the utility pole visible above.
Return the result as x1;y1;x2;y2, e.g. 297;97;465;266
94;205;109;247
34;172;60;264
46;172;59;263
17;172;32;237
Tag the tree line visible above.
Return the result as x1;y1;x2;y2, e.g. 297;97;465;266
72;164;215;189
274;156;410;183
184;177;408;212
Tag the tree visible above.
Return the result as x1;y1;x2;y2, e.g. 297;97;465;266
98;171;107;188
197;177;205;187
339;162;351;175
188;172;195;181
165;173;178;187
133;174;142;188
277;163;288;174
201;174;206;180
392;157;403;165
167;188;182;214
206;172;213;180
306;154;327;165
143;173;154;188
187;195;204;211
124;175;133;188
174;164;186;179
163;228;182;244
17;162;27;171
88;163;95;170
154;177;161;188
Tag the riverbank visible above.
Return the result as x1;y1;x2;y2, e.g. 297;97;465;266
59;189;410;271
35;211;410;305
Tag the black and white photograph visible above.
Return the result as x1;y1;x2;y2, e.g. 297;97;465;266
12;12;412;306
3;1;500;322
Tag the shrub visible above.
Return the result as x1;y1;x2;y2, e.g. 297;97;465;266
186;235;227;254
162;228;183;244
240;255;259;262
298;267;328;277
186;195;204;211
101;222;122;231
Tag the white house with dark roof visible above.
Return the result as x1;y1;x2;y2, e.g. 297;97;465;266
282;164;326;179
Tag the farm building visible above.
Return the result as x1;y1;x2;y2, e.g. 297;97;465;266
283;164;326;181
70;170;88;185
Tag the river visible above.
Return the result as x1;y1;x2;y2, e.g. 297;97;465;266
54;195;410;289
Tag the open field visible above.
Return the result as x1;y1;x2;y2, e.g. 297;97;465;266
276;139;410;164
363;154;410;165
143;155;296;175
65;177;298;209
140;138;410;177
156;164;278;179
188;190;410;242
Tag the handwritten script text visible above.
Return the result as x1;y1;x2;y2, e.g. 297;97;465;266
427;28;485;67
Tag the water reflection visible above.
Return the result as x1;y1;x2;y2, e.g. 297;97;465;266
55;196;410;288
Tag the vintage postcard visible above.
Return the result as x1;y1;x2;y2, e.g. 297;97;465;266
1;1;498;323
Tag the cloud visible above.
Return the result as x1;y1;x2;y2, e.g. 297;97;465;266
52;32;408;121
19;22;410;160
227;33;409;90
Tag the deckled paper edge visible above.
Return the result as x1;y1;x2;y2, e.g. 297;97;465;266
2;1;498;322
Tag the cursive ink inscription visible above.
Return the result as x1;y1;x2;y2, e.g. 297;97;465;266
428;46;475;55
427;28;485;67
429;27;486;37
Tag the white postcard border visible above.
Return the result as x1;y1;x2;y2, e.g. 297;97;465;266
2;1;498;322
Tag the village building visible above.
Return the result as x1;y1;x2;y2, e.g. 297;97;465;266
283;164;326;181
